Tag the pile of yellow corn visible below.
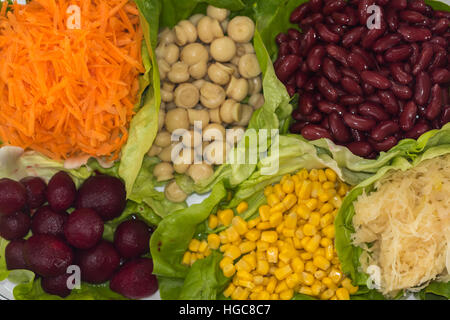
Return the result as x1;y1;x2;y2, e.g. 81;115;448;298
182;168;358;300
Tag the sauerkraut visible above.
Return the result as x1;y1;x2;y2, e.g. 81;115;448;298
352;154;450;295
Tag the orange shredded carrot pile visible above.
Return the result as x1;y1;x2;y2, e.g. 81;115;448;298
0;0;144;160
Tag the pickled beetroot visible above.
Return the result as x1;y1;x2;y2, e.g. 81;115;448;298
31;206;67;238
20;176;47;209
0;211;31;240
23;234;74;277
110;258;158;299
76;175;126;221
0;178;27;216
5;239;28;270
113;219;151;259
64;208;103;249
41;274;72;298
76;241;120;284
46;172;76;212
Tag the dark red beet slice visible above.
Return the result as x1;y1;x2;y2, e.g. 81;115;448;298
0;211;31;240
23;234;74;277
64;208;103;249
76;175;126;221
31;206;67;238
110;258;158;299
0;178;27;216
76;240;120;284
20;176;47;209
113;219;151;259
5;239;28;270
41;274;72;298
46;172;76;212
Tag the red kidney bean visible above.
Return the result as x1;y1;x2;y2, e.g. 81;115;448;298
441;105;450;125
299;92;315;115
327;24;347;36
332;12;350;25
371;120;400;141
300;61;309;73
391;82;413;100
367;94;382;104
362;82;376;95
442;88;449;105
292;109;305;121
434;11;450;19
286;84;296;97
342;26;365;48
376;0;389;5
340;95;364;105
405;121;430;139
347;141;374;157
361;71;390;90
340;67;360;82
316;23;340;43
299;28;317;56
305;111;323;123
275;55;302;83
373;34;402;52
399;101;418;131
323;0;346;16
309;0;322;13
390;0;407;9
429;36;448;48
326;44;349;67
290;121;309;134
384;44;412;62
335;86;346;97
343;113;376;131
386;10;399;31
390;63;413;85
307;46;326;72
351;47;376;69
361;26;386;49
425;84;442;120
350;128;365;142
344;7;358;26
431;68;450;84
278;42;290;57
358;0;375;26
370;136;398;152
414;71;432;106
316;76;338;102
358;102;390;121
329;112;351;143
412;43;434;75
317;101;345;115
288;28;302;41
290;3;310;23
378;90;400;114
275;33;289;45
304;77;315;91
322;57;341;83
295;71;308;89
321;116;330;130
428;47;447;71
341;77;363;96
300;13;323;27
288;40;301;56
431;18;450;35
347;52;368;72
301;124;332;140
398;26;432;42
409;43;420;66
399;10;429;24
408;0;428;14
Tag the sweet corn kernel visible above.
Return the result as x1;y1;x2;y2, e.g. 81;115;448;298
245;229;260;242
247;217;260;229
207;234;221;250
236;270;253;282
252;285;264;293
296;204;311;220
281;228;295;238
266;277;277;294
242;253;257;269
261;231;278;243
304;198;318;211
219;231;229;244
286;273;300;288
282;194;297;210
300;252;312;261
318;170;327;182
302;272;315;286
279;289;294;300
336;287;350;300
273;184;285;200
274;265;292;281
259;205;271;221
322;277;337;290
266;247;279;263
226;226;240;242
235;259;252;273
311;282;323;296
182;251;191;265
314;270;326;280
325;245;334;261
258;292;271;300
299;286;313;296
188;239;201;252
198;241;208;253
239;241;256;254
232;216;248;235
218;209;234;226
325;168;337;182
282;180;295;195
313;255;331;271
322;181;335;190
220;257;233;269
256;221;271;230
320;203;333;215
305;235;321;253
264;186;273;197
239;280;255;290
284;212;297;229
305;261;317;273
267;194;280;207
323;225;335;238
298;180;312;200
329;268;343;284
309;212;321;226
320;288;335;300
270;293;279;300
341;278;359;294
269;211;283;227
275;280;288;293
253;275;264;286
300;236;311;249
223;283;235;297
303;223;316;236
291;257;305;273
208;215;219;229
236;201;249;214
231;287;249;300
309;169;319;181
222;264;236;277
224;245;241;260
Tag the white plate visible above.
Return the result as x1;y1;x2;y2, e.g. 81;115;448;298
0;190;209;300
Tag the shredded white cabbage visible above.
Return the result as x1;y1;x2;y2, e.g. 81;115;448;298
352;154;450;295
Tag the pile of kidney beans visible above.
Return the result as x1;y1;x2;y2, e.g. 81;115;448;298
275;0;450;158
0;173;157;299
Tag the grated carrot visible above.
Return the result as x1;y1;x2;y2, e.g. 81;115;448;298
0;0;144;160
